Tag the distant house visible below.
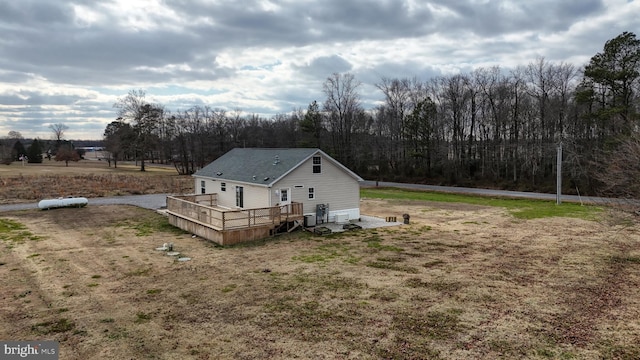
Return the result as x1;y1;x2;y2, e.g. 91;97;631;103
166;148;364;245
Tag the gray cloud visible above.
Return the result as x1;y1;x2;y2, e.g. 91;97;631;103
0;0;635;139
296;55;353;79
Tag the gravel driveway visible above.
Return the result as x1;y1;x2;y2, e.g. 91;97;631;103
0;194;169;213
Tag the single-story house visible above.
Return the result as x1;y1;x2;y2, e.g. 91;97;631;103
193;147;363;224
165;148;364;245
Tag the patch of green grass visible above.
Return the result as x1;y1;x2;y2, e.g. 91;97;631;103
87;283;99;287
125;267;152;277
393;309;463;340
135;312;152;323
405;277;462;292
369;290;400;302
424;241;468;249
376;255;405;262
91;274;102;279
598;340;640;360
366;261;418;273
361;188;602;220
32;318;76;334
221;284;237;293
121;213;188;236
0;218;43;243
106;327;129;340
146;288;162;294
423;259;445;268
610;255;640;264
269;272;364;298
100;318;115;323
489;339;521;355
375;336;441;359
0;218;27;233
27;253;40;258
363;235;403;252
261;298;365;342
293;242;355;263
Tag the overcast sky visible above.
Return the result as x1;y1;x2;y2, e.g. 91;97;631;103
0;0;638;140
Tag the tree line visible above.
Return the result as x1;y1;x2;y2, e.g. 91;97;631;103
105;32;639;197
0;124;94;166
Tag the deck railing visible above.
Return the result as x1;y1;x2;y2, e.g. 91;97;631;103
167;194;303;231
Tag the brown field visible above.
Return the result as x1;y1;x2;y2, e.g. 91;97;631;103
1;161;640;359
0;160;192;204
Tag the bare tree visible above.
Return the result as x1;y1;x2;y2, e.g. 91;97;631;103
323;72;363;166
114;90;163;171
54;143;80;167
8;131;23;140
376;77;412;170
594;134;640;200
49;123;69;142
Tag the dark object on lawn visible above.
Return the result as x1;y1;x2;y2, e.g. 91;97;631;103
342;223;362;231
403;213;410;224
314;226;332;235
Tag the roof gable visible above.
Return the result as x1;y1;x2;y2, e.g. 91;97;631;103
194;148;363;186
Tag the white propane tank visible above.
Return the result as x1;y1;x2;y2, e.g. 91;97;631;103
38;197;89;210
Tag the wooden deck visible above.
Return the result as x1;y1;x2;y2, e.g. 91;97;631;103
165;194;304;245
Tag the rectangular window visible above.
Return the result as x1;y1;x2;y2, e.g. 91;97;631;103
236;186;244;208
200;180;206;194
308;187;315;199
221;182;226;192
312;156;321;174
280;189;288;202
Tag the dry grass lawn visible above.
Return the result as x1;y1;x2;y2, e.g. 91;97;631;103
1;160;639;359
0;160;192;203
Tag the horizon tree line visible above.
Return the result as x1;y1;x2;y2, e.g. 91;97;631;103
101;31;639;197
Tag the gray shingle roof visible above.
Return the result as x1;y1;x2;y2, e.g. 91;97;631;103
194;148;362;186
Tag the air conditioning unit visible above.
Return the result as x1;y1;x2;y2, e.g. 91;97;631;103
335;213;349;224
304;215;316;227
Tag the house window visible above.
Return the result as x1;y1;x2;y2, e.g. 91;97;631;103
200;180;206;194
221;182;226;192
281;189;288;202
308;187;315;199
312;156;321;173
236;186;244;208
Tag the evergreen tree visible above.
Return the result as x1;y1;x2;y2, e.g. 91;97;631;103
26;139;44;163
582;31;640;136
12;140;26;161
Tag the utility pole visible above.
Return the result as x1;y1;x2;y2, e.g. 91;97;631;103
556;143;562;205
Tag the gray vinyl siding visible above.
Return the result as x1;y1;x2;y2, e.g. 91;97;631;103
272;153;360;214
194;177;270;209
194;150;361;216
